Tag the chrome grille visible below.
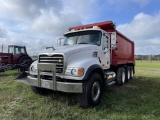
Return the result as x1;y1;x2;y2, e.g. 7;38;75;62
39;54;64;73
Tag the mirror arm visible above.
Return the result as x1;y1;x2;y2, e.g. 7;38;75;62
46;46;55;51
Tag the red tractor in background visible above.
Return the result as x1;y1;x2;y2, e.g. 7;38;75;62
0;45;32;72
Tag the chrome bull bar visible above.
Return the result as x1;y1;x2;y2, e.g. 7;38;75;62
15;63;82;93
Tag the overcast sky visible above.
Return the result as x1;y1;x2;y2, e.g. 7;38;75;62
0;0;160;55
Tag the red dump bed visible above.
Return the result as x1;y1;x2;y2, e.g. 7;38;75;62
69;21;135;66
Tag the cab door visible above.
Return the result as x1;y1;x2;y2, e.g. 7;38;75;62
101;33;110;69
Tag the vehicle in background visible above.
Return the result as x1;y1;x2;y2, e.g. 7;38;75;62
0;45;32;72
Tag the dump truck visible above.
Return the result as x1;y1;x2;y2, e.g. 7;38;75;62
16;21;135;108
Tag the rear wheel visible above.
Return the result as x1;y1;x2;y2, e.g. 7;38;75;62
116;67;126;86
0;63;2;67
130;66;134;79
18;56;32;71
125;66;131;82
77;73;103;108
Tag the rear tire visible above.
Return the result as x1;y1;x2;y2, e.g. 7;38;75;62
125;66;131;82
77;73;103;108
31;86;50;95
18;56;32;71
116;67;126;86
130;66;134;79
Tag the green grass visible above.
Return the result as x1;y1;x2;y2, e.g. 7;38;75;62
0;70;21;76
136;60;160;78
0;62;160;120
136;60;160;70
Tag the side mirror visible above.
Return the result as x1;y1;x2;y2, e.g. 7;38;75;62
57;38;64;47
111;32;116;50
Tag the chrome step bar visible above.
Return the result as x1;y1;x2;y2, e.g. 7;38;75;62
107;81;116;86
105;71;116;86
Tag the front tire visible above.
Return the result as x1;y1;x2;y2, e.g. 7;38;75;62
78;73;103;108
31;86;50;95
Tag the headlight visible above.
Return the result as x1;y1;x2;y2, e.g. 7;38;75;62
65;68;84;77
30;65;37;72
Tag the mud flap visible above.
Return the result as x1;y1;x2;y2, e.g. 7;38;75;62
15;71;29;85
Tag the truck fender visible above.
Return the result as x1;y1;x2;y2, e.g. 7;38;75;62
83;64;104;81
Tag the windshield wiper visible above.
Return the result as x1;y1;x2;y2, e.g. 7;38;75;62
78;42;88;44
63;44;70;46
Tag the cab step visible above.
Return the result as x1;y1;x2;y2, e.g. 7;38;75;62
106;80;116;86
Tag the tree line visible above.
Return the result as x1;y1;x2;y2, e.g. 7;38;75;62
135;55;160;60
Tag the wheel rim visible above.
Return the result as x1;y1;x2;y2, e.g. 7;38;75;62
131;69;134;78
122;71;125;83
91;81;100;101
128;69;130;79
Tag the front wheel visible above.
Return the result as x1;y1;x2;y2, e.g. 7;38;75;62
77;73;103;108
31;86;51;95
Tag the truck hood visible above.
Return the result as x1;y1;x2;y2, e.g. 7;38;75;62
41;44;99;56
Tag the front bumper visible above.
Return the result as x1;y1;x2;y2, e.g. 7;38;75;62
27;76;82;93
15;63;83;93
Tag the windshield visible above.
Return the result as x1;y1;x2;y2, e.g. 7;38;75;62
8;47;14;54
64;30;101;46
8;46;26;55
15;47;26;54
